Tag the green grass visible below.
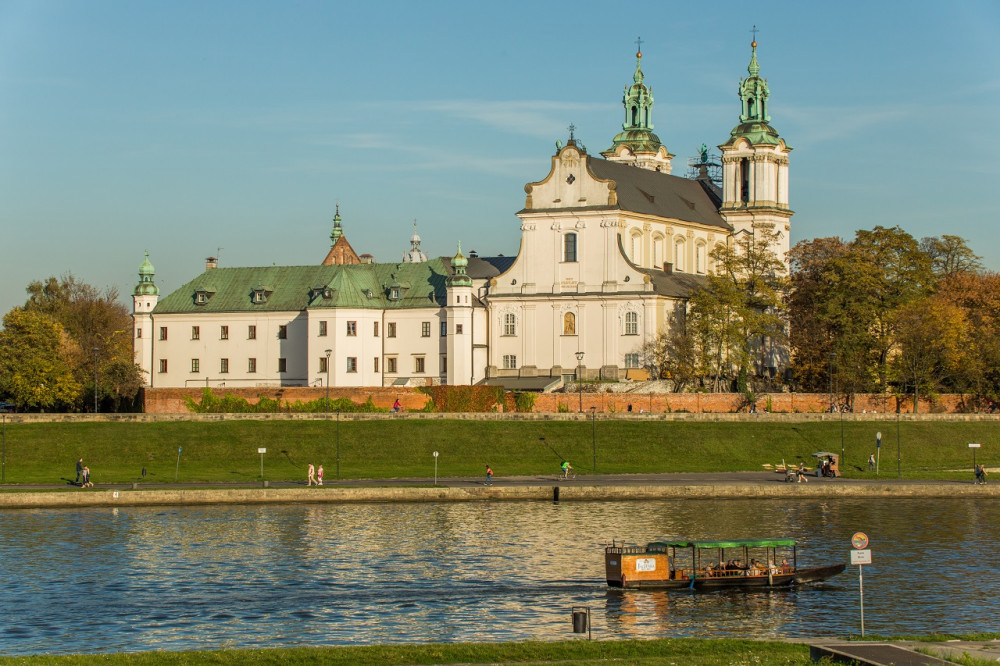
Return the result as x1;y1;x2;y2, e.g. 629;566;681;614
0;638;814;665
0;418;994;485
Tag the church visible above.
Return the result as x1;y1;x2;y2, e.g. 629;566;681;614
132;40;792;391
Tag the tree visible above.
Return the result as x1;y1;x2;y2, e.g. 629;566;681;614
22;274;144;411
0;308;82;411
919;235;982;278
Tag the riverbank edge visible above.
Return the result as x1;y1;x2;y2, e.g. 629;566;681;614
2;481;997;509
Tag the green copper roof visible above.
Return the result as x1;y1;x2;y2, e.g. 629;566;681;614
134;250;159;296
446;242;473;287
721;40;788;148
602;50;663;156
330;204;343;245
154;259;451;314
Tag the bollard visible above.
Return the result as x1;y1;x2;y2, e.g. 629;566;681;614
262;480;269;488
131;482;138;490
553;486;560;502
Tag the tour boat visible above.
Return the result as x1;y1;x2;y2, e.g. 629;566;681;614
605;538;845;590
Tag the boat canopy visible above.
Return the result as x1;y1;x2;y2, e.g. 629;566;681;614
647;539;797;550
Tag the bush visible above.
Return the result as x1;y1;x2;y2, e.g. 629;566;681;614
185;388;389;414
513;392;536;413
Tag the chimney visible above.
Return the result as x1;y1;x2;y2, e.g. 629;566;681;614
469;249;479;258
663;262;672;274
359;253;374;264
206;256;218;270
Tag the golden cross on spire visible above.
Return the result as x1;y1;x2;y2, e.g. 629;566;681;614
635;36;642;55
750;25;759;43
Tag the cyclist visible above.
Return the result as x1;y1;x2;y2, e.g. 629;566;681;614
561;460;573;479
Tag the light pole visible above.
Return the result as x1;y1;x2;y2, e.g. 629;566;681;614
590;406;597;473
324;349;332;415
896;407;901;478
575;351;585;413
93;347;100;413
336;408;341;479
828;351;836;413
1;409;6;484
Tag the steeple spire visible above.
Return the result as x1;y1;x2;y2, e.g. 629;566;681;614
330;203;343;245
134;250;159;296
723;35;783;146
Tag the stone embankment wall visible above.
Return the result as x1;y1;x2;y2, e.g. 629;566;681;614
138;386;969;415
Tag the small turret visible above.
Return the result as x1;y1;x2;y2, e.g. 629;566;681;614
134;251;159;296
447;241;473;288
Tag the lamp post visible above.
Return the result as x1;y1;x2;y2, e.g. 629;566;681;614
896;406;901;478
324;349;332;415
336;408;341;479
828;351;837;413
1;409;6;484
590;406;597;473
93;347;100;413
575;351;585;413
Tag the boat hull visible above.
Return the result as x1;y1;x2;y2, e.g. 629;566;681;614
607;564;846;591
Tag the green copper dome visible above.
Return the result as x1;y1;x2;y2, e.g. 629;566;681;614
330;204;343;245
602;50;664;156
722;40;787;148
447;242;473;288
134;250;159;296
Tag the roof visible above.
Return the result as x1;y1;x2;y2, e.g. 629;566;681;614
463;255;517;279
647;539;797;550
586;158;730;230
154;259;451;314
478;376;563;392
640;268;710;299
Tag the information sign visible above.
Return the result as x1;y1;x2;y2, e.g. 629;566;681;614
851;532;869;549
969;443;981;448
850;549;872;565
258;448;267;454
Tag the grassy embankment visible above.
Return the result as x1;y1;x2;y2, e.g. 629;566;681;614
0;418;994;486
0;638;813;665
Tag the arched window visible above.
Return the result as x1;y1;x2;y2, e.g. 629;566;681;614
503;313;516;336
652;235;663;268
563;233;577;262
740;158;750;203
625;311;638;336
696;243;706;274
631;106;638;125
674;238;685;272
563;312;576;335
630;232;641;263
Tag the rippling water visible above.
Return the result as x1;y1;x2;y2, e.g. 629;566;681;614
2;498;998;655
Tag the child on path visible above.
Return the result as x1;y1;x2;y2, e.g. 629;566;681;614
485;465;493;486
80;466;93;488
307;463;316;486
317;465;324;486
868;453;876;471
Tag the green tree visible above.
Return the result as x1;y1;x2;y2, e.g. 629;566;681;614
0;308;82;411
919;234;982;278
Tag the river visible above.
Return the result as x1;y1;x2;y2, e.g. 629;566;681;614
2;497;997;655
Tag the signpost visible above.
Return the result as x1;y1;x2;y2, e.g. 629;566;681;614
258;447;266;479
851;532;872;637
969;443;981;483
175;446;182;482
875;432;882;476
433;451;439;486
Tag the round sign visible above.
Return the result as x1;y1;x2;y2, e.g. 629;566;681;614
433;451;439;458
851;532;869;549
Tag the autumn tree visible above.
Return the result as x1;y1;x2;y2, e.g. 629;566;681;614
0;308;82;411
919;235;982;278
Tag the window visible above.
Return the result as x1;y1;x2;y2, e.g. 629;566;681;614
347;357;357;373
625;312;638;335
373;321;379;337
387;322;396;338
278;358;286;373
158;359;167;373
347;321;357;336
319;321;327;337
248;325;256;340
191;326;200;340
319;357;328;373
386;357;397;373
440;356;447;374
625;353;640;369
674;239;685;272
563;312;576;335
653;236;663;267
696;243;706;274
456;324;463;335
630;233;641;263
503;313;516;336
191;359;200;373
136;328;142;339
159;327;168;341
252;289;267;304
278;325;287;339
503;355;517;370
740;157;750;203
441;321;447;337
220;358;229;373
220;325;229;340
421;322;431;337
248;358;257;373
564;232;578;262
373;357;379;373
195;292;207;305
414;357;425;373
390;287;400;300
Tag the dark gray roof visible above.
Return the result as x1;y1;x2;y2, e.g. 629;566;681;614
640;268;710;299
466;255;516;279
573;158;730;230
478;376;563;392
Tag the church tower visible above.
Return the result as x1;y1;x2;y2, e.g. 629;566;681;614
132;250;159;385
601;43;674;172
446;242;474;385
719;37;793;261
321;204;361;265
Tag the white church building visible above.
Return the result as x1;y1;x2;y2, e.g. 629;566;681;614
133;40;792;391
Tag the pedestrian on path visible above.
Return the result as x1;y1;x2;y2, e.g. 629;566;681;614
80;466;93;488
485;465;493;486
75;458;84;484
317;465;324;486
868;454;875;471
307;463;316;486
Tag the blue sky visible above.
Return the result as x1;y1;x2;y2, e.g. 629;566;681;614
2;1;998;321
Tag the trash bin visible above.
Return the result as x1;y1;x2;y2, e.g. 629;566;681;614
572;608;588;634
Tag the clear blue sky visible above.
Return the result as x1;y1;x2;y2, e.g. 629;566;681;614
2;1;998;321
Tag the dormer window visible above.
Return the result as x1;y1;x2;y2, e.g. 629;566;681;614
251;286;271;304
323;288;333;299
193;289;214;305
390;287;400;301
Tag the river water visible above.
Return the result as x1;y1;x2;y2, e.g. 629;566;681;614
2;498;998;655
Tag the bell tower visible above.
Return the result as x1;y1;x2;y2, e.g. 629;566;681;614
132;250;159;385
719;36;792;262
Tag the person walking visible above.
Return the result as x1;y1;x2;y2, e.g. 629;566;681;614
561;460;573;479
485;465;493;486
80;466;93;488
868;453;875;471
307;463;316;486
317;465;324;486
75;458;84;485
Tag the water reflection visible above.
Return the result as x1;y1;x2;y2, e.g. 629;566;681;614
1;498;999;655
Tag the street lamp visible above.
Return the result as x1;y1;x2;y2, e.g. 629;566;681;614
336;408;341;479
324;349;332;415
93;347;100;413
590;406;597;473
828;351;837;413
1;409;6;484
575;351;585;413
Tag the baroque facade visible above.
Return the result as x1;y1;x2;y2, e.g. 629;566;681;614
133;40;791;390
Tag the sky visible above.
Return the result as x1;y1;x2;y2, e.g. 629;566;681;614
2;1;999;321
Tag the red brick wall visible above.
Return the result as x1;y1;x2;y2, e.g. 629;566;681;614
143;387;969;414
